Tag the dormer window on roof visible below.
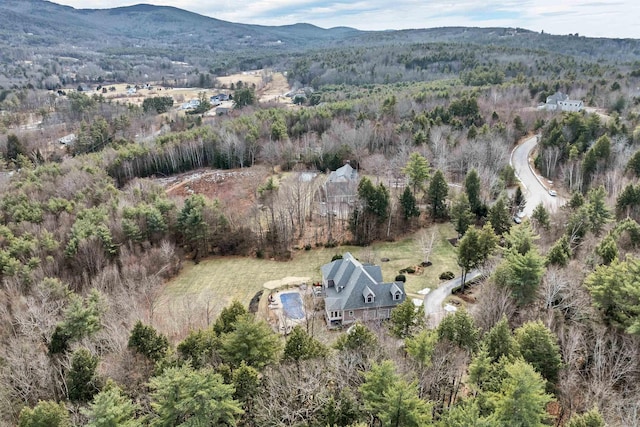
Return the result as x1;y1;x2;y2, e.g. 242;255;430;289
363;286;375;303
390;283;403;300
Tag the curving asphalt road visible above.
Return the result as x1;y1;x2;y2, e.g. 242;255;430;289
510;134;566;217
423;135;566;327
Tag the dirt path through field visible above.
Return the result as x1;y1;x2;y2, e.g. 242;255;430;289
259;72;292;104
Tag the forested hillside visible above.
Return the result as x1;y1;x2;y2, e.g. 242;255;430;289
1;2;640;426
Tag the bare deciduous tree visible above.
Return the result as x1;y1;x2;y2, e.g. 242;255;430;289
471;281;516;332
419;230;436;265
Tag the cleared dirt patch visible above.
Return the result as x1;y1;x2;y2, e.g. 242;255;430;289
259;72;293;105
157;166;270;219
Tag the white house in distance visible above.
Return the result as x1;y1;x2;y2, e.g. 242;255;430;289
542;91;584;112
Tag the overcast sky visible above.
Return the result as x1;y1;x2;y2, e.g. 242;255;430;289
52;0;639;39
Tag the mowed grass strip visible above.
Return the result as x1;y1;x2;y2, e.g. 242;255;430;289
159;223;458;323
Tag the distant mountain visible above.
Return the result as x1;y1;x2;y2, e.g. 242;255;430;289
0;0;638;77
0;0;361;52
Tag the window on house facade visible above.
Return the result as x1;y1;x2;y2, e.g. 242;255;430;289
366;295;374;303
349;310;354;317
394;292;401;300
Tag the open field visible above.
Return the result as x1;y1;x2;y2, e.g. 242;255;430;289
91;69;291;107
156;223;458;336
217;70;264;87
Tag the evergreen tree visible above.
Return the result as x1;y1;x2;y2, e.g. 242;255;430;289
515;321;563;387
232;361;260;424
350;177;390;244
84;381;140;427
233;87;256;108
213;300;248;336
568;192;585;210
402;152;430;194
142;96;174;114
616;183;640;219
504;222;538;256
566;407;605;427
231;361;260;404
334;322;378;353
457;224;498;290
177;195;208;262
67;348;100;402
405;329;438;368
546;235;572;267
586;186;611;236
513;186;526;213
595;234;618;265
450;193;475;237
75;118;112;154
427;169;449;220
149;365;243;426
18;401;70;427
592;135;611;163
177;328;219;368
389;299;424;338
489;360;552;427
6;133;25;163
584;257;640;334
399;186;420;221
128;321;169;363
220;314;282;369
468;345;495;392
320;389;361;427
495;247;545;306
49;289;105;355
360;361;432;427
360;360;398;414
531;203;550;230
464;169;486;218
283;325;327;362
440;399;490;427
513;115;526;138
468;345;512;399
377;380;432;427
437;309;480;353
626;149;640;177
488;196;512;236
483;316;519;363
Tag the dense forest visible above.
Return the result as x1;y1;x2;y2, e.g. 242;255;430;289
2;2;640;426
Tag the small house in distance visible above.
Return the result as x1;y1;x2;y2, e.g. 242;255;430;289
325;163;358;204
320;252;405;328
58;133;76;146
542;91;584;112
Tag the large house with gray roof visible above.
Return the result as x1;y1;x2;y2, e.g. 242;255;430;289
543;91;584;112
320;252;405;328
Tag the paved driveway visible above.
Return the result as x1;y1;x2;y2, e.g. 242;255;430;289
424;270;481;327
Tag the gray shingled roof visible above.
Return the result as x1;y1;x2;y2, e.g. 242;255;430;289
328;164;357;183
546;92;569;104
322;252;405;311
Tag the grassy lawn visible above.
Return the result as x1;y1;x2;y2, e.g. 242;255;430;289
158;223;459;329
